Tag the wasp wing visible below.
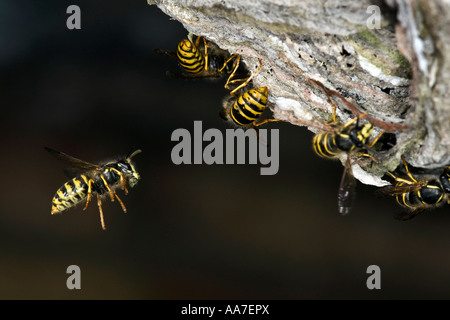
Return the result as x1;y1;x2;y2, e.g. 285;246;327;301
394;208;426;221
154;49;203;79
337;155;356;216
375;182;426;221
45;147;101;178
154;48;178;60
165;70;223;80
376;184;422;197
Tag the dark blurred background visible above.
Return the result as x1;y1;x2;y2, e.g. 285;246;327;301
1;0;450;300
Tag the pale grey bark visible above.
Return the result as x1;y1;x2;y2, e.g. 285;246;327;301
149;0;450;186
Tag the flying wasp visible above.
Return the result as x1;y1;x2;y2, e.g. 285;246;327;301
312;98;384;215
46;147;142;230
220;59;282;129
380;156;450;220
155;34;246;89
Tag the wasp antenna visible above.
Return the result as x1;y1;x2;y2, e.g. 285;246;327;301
44;146;58;154
127;149;142;159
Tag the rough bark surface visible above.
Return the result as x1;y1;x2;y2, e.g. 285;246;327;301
149;0;450;186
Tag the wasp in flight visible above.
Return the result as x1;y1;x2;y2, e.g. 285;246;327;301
46;147;142;230
156;34;245;89
220;58;282;129
380;156;450;220
312;98;384;215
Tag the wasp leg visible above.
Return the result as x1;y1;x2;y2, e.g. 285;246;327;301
83;178;95;211
194;36;208;72
193;34;200;46
342;113;364;129
96;194;106;230
342;116;358;128
386;171;402;184
339;112;369;130
219;54;241;89
253;118;285;127
401;156;418;183
203;37;209;72
219;54;238;73
229;59;263;97
326;100;339;124
114;193;128;213
367;130;385;148
355;152;378;163
100;174;115;202
385;169;416;185
109;168;129;194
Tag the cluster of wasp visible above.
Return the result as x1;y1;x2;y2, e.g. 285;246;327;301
310;87;450;220
157;33;450;221
46;33;449;230
156;34;282;129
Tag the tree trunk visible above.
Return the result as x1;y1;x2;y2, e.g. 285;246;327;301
149;0;450;186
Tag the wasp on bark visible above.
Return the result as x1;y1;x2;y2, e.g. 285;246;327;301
312;96;384;215
156;34;246;89
380;156;450;220
220;58;282;129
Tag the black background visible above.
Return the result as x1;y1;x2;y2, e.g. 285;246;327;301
1;0;450;300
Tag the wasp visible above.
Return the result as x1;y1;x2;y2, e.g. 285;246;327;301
312;98;384;215
380;156;450;220
156;34;245;89
220;59;282;129
46;147;142;230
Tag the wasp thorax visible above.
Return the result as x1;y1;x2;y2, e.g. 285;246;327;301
359;123;373;142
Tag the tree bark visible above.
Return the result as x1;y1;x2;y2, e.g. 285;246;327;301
149;0;450;186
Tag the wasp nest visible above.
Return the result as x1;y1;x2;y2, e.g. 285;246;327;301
149;0;450;187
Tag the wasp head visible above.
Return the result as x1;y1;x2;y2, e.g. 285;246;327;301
121;149;142;188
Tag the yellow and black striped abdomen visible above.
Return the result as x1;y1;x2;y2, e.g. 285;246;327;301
177;39;205;74
51;175;89;214
313;132;339;159
395;180;444;209
394;182;417;210
230;87;268;126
